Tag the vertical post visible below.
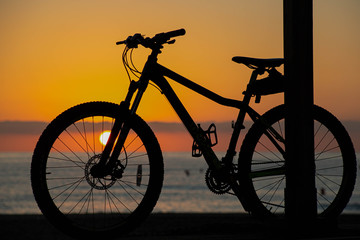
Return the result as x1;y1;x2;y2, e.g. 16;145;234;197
284;0;317;228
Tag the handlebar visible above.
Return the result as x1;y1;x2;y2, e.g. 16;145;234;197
116;28;186;49
159;28;186;39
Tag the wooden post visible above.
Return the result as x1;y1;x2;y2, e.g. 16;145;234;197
283;0;317;228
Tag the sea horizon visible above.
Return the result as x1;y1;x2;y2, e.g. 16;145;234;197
1;151;360;215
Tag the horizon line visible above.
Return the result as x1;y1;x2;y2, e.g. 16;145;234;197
1;120;359;135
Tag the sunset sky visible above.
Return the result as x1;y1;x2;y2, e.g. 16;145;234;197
1;0;360;152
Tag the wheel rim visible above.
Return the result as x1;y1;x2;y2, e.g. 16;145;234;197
248;117;347;215
42;115;153;231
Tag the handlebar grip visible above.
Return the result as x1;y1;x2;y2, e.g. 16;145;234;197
116;40;126;45
164;29;186;38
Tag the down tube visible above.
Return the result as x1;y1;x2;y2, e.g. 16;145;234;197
153;75;222;170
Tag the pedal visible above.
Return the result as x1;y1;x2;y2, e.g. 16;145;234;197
136;164;142;186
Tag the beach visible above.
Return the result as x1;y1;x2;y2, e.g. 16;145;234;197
2;213;360;240
2;152;360;239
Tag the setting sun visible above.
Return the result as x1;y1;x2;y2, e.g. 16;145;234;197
99;131;111;146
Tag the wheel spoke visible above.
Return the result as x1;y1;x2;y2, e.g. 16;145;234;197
31;102;164;236
240;105;355;218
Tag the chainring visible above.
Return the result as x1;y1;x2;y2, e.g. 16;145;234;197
205;168;231;195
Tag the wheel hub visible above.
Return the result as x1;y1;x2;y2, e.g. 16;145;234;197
85;154;115;190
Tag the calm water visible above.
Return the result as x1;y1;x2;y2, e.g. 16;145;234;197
0;152;359;214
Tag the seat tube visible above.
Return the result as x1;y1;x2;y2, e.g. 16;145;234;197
225;70;260;160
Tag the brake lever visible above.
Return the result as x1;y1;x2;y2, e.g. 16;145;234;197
116;34;144;48
166;39;176;45
127;34;144;48
116;40;126;45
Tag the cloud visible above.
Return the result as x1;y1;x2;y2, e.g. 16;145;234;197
0;121;47;135
148;121;236;133
1;120;359;135
0;121;359;152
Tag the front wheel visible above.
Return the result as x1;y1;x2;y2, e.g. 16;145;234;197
31;102;164;239
238;104;356;218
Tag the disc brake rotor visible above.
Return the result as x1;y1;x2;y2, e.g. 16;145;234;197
85;154;115;190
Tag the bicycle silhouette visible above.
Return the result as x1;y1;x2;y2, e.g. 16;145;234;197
31;29;356;239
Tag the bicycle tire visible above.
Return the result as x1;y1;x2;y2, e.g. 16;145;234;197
238;104;356;218
31;102;164;239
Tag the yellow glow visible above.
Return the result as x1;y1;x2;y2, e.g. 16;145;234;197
0;0;359;124
99;131;111;146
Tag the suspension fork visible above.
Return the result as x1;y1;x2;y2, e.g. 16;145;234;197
95;53;158;175
94;78;147;175
108;78;149;164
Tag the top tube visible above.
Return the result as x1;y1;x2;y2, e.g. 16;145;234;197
157;64;244;109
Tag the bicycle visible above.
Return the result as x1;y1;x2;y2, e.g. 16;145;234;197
31;29;356;239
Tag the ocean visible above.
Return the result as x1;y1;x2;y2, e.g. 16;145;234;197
0;152;359;215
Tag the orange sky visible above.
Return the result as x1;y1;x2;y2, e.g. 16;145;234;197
1;0;360;125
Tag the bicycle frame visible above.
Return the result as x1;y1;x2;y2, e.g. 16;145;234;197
95;48;285;187
149;64;262;169
117;57;263;171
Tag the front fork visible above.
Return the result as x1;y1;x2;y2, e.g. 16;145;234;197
90;79;147;177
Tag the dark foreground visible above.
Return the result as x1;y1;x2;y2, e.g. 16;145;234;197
1;213;360;240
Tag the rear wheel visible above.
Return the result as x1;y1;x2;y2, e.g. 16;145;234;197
239;104;356;218
31;102;164;239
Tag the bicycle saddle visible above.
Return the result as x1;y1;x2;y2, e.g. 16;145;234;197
232;56;284;69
